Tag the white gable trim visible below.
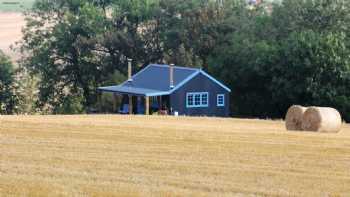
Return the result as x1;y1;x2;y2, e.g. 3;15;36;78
144;70;201;96
200;70;231;92
168;70;201;94
146;69;231;95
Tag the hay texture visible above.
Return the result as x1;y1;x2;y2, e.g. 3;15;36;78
301;107;342;133
285;105;307;131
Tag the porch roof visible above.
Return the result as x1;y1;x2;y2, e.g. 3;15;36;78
98;85;169;97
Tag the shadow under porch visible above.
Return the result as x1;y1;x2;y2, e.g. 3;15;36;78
97;91;171;115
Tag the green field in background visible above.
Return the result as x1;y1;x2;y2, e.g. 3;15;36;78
0;0;35;12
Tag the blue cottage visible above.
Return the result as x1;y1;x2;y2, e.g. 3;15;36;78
98;63;231;117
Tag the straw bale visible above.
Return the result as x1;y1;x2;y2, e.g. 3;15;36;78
301;107;342;133
285;105;307;131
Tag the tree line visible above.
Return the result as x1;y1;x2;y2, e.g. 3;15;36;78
1;0;350;121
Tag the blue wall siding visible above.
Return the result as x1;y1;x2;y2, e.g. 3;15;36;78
170;73;230;117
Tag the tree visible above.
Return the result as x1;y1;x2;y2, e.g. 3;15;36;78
20;0;232;113
210;0;350;121
20;0;350;121
0;51;18;114
21;0;157;113
272;31;350;120
21;1;106;112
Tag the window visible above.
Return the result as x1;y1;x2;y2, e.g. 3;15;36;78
217;94;225;107
201;93;208;106
194;94;201;106
187;94;193;106
186;92;209;108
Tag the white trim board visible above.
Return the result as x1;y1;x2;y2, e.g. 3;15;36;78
144;70;200;96
167;70;231;94
168;70;201;93
200;70;231;92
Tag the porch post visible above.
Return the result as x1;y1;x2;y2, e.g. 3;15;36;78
97;90;102;113
159;96;162;110
145;96;150;115
112;93;117;113
128;95;133;115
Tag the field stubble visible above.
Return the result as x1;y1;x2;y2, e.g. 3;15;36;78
1;115;350;196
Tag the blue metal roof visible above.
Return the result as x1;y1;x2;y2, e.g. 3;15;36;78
98;64;231;96
122;64;198;91
98;85;169;96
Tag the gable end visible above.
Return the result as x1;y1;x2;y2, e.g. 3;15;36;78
199;70;231;92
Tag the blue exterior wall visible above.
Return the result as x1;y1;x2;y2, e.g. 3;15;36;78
170;73;230;117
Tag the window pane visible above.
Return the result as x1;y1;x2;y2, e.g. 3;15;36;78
217;95;224;106
201;93;208;105
188;95;193;106
195;94;201;105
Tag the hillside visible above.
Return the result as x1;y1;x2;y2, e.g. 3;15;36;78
0;12;25;61
0;0;34;12
0;0;34;61
1;115;350;196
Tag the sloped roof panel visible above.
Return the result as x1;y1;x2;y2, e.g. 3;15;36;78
126;64;198;91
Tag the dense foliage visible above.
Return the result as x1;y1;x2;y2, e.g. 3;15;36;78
210;0;350;120
0;51;19;114
14;0;350;121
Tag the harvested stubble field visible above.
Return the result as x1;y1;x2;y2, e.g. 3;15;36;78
0;12;25;61
1;115;350;196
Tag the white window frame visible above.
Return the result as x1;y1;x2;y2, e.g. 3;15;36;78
217;94;225;107
186;92;209;108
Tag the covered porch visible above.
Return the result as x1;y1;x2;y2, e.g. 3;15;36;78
97;85;171;115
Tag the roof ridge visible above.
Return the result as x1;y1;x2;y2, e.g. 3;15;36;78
149;64;200;71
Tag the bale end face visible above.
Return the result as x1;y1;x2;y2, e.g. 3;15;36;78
301;107;342;133
285;105;307;131
300;107;321;132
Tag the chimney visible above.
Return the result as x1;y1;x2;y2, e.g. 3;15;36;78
127;58;133;82
170;64;174;89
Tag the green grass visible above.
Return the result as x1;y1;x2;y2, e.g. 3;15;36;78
0;0;35;12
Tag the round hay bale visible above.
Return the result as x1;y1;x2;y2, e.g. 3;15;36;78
301;107;342;133
285;105;307;131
